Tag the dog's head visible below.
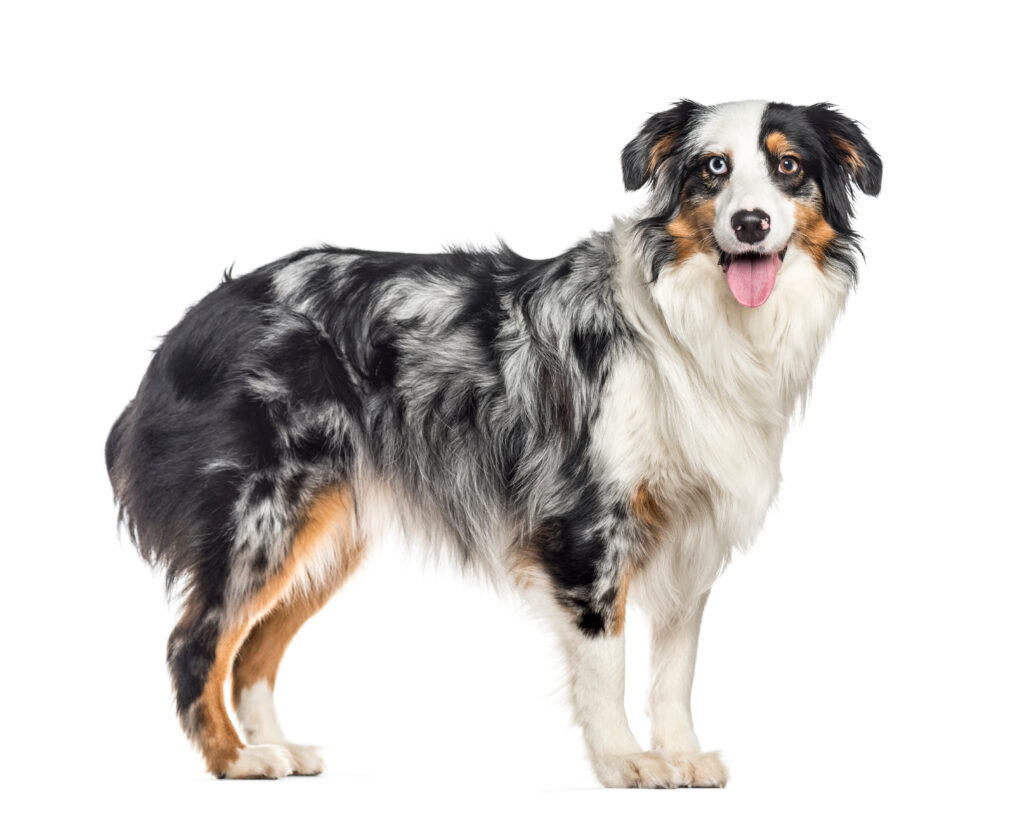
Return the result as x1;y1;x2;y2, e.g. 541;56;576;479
622;100;881;306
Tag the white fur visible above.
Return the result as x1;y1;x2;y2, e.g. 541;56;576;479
649;594;707;754
599;217;847;619
562;629;641;759
236;681;325;776
579;172;848;780
223;744;295;779
522;584;727;788
700;100;795;256
237;680;288;744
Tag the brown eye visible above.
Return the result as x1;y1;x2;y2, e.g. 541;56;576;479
778;156;800;175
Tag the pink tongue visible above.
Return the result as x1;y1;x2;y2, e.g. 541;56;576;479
725;253;782;307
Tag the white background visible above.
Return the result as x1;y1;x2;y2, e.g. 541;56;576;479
2;2;1021;815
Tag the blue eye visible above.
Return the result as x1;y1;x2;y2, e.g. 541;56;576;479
707;156;729;175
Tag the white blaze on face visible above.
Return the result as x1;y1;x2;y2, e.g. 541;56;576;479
697;100;795;257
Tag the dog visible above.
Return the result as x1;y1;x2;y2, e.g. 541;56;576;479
105;99;881;786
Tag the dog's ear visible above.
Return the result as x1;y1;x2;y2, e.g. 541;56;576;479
621;100;705;191
804;104;882;196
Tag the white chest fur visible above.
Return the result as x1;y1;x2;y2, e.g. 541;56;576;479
595;229;849;613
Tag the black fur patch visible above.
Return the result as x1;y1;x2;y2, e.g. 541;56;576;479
760;102;883;279
106;241;634;667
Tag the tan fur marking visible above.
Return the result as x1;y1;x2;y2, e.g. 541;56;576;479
607;482;667;636
508;544;543;591
231;546;364;706
649;133;676;173
610;565;633;636
197;486;361;776
793;202;837;267
631;481;667;532
666;199;717;266
197;633;247;773
765;131;793;156
832;136;865;171
231;589;334;706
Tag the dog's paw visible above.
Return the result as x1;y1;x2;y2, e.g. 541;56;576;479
222;744;294;779
591;750;691;788
283;743;324;776
663;750;729;788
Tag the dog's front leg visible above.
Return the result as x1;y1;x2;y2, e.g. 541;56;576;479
523;505;705;787
560;623;692;788
647;593;728;787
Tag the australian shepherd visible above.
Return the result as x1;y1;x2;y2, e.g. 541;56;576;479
106;99;881;786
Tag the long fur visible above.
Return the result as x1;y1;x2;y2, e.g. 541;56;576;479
106;98;881;785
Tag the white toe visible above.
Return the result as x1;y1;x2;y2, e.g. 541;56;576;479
283;743;324;776
664;750;729;787
592;750;687;788
223;744;294;779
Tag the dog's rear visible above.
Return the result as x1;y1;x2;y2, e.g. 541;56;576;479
107;99;880;786
106;267;338;776
105;244;635;778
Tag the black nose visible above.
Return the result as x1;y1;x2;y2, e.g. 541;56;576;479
731;209;771;244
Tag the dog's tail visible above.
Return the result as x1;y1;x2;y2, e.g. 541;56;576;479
104;389;236;594
105;399;160;571
104;402;131;482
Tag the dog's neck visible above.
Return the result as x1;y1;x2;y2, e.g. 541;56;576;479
608;218;850;424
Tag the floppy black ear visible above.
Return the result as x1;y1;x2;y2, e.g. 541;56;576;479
804;103;882;196
621;99;705;191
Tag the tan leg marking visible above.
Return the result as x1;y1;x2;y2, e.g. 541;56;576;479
197;485;362;777
610;567;633;637
607;481;668;637
232;537;364;706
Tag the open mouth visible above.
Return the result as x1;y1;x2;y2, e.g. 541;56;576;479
718;247;787;308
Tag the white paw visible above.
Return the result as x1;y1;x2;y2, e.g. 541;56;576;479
223;744;295;779
591;750;689;788
283;743;324;776
663;750;729;788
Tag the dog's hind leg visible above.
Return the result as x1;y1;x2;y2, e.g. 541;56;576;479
230;525;363;776
167;485;362;778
